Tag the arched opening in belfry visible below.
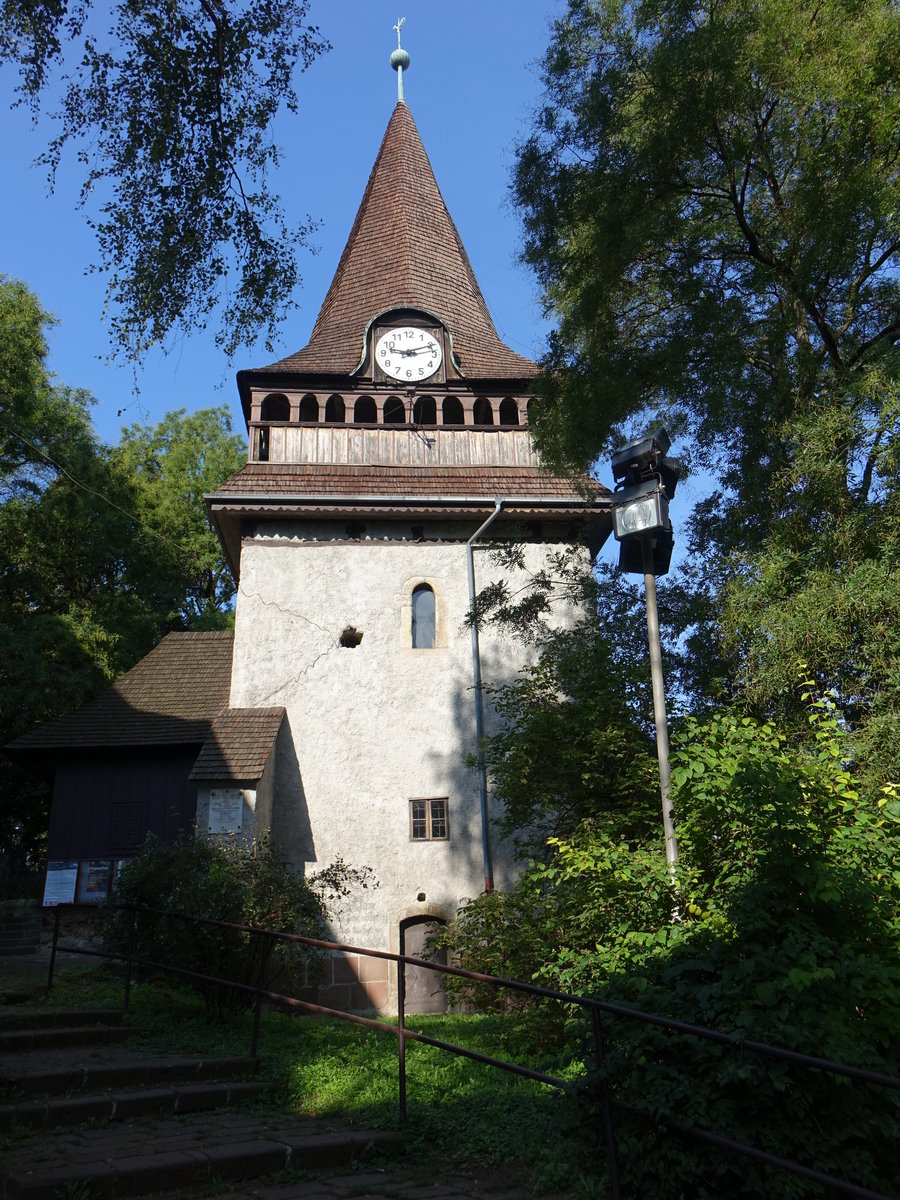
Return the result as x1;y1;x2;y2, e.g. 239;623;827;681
299;394;319;423
441;397;464;426
260;393;290;422
383;396;406;423
354;396;377;423
325;395;345;422
413;396;437;424
473;396;494;425
499;397;520;426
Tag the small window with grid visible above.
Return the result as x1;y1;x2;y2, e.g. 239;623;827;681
409;798;448;841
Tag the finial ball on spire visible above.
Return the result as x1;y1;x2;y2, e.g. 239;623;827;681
391;16;409;72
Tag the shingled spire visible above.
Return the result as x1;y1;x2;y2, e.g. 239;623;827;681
255;102;536;381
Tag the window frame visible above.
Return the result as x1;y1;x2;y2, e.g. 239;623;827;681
411;582;436;650
409;797;449;842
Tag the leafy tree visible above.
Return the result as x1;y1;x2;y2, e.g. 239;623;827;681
0;1;329;359
0;279;243;874
115;407;244;628
481;620;659;856
441;688;900;1198
514;0;900;781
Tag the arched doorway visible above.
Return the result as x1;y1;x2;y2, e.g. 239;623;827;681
399;916;448;1013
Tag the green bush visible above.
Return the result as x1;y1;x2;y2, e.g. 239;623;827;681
108;834;372;1014
441;689;900;1197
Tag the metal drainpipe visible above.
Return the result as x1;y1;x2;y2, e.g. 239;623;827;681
467;500;504;893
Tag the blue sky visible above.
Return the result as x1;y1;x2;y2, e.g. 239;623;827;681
2;2;563;442
2;0;700;567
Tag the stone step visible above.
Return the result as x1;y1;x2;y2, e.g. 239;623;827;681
0;1078;270;1133
0;1007;124;1032
0;1112;405;1200
0;1024;132;1052
0;1048;260;1098
0;990;33;1005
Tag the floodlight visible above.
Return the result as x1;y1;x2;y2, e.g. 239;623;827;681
611;426;682;499
617;528;674;576
611;480;670;540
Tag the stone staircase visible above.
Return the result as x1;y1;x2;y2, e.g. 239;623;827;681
0;1006;404;1199
0;902;42;958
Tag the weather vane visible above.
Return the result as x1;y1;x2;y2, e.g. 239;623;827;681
390;17;410;103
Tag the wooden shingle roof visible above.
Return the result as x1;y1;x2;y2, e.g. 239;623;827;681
246;102;536;382
7;633;235;752
6;633;284;786
211;462;596;503
190;709;285;782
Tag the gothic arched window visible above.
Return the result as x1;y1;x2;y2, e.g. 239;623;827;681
411;584;436;649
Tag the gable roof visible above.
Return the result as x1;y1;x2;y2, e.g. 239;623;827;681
190;709;285;782
243;102;536;383
7;632;235;752
6;631;285;787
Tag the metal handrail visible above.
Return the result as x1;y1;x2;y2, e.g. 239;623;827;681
47;902;898;1200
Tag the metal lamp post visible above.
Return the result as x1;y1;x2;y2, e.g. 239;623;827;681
609;429;681;874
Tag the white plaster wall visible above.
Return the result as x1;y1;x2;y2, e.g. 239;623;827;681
229;525;584;959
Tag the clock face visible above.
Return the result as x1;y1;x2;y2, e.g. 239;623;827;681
375;326;443;381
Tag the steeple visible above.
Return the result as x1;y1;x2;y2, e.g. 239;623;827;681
255;102;536;381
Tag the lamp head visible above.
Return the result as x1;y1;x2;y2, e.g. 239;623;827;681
617;527;675;576
611;427;682;499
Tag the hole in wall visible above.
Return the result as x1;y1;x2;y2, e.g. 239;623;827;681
339;627;363;648
417;892;426;902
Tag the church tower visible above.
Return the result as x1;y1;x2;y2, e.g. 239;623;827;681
205;43;608;1012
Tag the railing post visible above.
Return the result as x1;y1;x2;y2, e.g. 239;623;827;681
591;1006;621;1199
123;905;137;1012
251;933;275;1059
397;944;407;1124
46;904;60;996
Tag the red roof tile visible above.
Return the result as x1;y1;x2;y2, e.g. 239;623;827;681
249;103;536;382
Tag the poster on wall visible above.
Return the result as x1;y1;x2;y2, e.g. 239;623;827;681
208;788;243;834
76;860;112;904
42;861;78;906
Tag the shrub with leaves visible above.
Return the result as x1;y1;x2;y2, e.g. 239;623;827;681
441;685;900;1197
108;834;373;1014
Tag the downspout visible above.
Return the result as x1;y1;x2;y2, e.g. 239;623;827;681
467;500;504;893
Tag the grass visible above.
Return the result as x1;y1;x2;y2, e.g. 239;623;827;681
37;963;605;1196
